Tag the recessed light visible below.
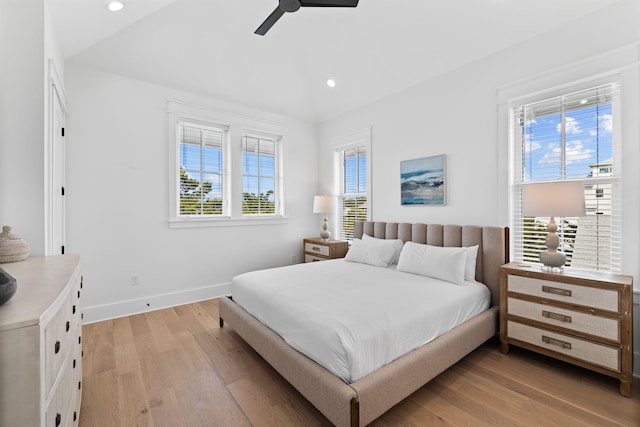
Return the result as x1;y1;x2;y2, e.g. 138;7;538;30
326;79;336;88
107;1;125;12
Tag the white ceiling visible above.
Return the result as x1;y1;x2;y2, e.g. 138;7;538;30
48;0;620;123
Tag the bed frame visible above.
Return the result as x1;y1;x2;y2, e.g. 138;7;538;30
219;221;509;426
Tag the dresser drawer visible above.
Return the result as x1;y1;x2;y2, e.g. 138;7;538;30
304;242;330;257
44;294;73;398
507;321;620;372
507;298;620;342
304;254;326;263
46;355;73;427
508;275;618;312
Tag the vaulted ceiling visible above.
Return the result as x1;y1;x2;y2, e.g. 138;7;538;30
48;0;620;122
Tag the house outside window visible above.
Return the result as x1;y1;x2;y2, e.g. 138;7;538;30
511;82;621;273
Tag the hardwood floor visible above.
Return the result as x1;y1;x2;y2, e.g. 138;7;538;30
80;299;640;426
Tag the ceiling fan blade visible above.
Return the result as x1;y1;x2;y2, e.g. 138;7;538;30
255;7;286;35
300;0;358;7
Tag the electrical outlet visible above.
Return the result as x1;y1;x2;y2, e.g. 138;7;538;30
130;274;140;286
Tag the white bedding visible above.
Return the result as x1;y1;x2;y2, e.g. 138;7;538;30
231;259;490;383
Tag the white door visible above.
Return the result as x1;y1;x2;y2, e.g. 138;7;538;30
51;85;66;255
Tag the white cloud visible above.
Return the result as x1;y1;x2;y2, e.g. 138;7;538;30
556;117;581;134
599;113;613;132
538;141;593;165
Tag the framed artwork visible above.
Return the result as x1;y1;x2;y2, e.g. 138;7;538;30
401;154;446;205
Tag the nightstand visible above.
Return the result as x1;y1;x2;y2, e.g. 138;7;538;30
500;262;633;397
303;238;349;262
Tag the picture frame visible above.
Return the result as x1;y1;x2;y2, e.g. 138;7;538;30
400;154;446;205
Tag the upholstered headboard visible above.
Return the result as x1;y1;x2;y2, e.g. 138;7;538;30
354;221;509;307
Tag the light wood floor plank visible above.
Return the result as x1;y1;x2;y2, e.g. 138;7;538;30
80;299;640;426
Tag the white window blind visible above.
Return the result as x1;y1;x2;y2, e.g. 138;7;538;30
242;135;281;215
511;82;621;272
178;121;226;216
337;145;367;240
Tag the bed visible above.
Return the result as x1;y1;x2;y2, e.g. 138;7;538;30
219;221;509;426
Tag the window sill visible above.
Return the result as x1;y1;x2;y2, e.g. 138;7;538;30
168;216;289;229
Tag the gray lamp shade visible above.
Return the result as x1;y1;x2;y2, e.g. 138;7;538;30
313;195;337;214
522;181;586;218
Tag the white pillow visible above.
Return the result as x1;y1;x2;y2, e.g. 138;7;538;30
361;234;405;264
465;245;479;282
344;237;397;267
397;241;468;285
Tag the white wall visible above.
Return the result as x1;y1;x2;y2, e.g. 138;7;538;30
65;64;318;322
0;0;46;255
317;0;640;375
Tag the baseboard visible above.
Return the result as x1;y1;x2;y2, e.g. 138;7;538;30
82;282;231;324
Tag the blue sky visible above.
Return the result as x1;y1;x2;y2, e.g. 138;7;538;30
523;104;612;182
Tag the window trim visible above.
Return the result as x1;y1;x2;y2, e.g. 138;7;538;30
332;127;372;240
168;100;288;228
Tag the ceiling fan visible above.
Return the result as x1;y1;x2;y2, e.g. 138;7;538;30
255;0;359;36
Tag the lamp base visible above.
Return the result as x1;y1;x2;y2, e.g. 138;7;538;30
320;216;331;241
539;250;566;272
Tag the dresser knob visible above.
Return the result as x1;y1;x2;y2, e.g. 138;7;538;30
72;305;76;314
54;341;61;354
55;413;61;426
66;321;70;332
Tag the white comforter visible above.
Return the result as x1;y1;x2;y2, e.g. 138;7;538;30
231;259;490;383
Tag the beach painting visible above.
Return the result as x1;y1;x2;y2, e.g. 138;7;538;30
401;154;445;205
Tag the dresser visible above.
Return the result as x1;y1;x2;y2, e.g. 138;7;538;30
303;238;349;262
499;262;633;397
0;255;83;426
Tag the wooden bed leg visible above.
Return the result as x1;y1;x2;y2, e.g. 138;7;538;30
500;341;509;354
350;398;359;427
219;317;224;328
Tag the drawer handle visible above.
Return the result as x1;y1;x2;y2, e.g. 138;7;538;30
312;246;321;251
542;310;572;323
542;335;572;350
73;304;76;314
66;321;70;332
55;413;61;426
77;290;81;299
74;411;77;422
73;358;76;369
542;285;572;297
54;341;61;354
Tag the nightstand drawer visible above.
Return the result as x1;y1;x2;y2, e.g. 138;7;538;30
304;242;330;257
508;275;618;312
507;298;620;342
304;254;326;263
507;321;620;371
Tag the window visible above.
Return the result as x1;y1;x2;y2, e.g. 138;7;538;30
511;82;621;272
178;121;227;216
168;100;286;227
242;135;282;215
334;129;371;240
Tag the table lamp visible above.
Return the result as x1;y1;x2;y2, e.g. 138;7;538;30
522;181;586;271
313;195;337;241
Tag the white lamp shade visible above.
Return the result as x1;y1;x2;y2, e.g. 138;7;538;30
522;181;586;217
313;195;337;213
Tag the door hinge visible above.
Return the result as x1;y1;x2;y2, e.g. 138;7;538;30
61;245;65;254
61;127;65;137
61;186;65;196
